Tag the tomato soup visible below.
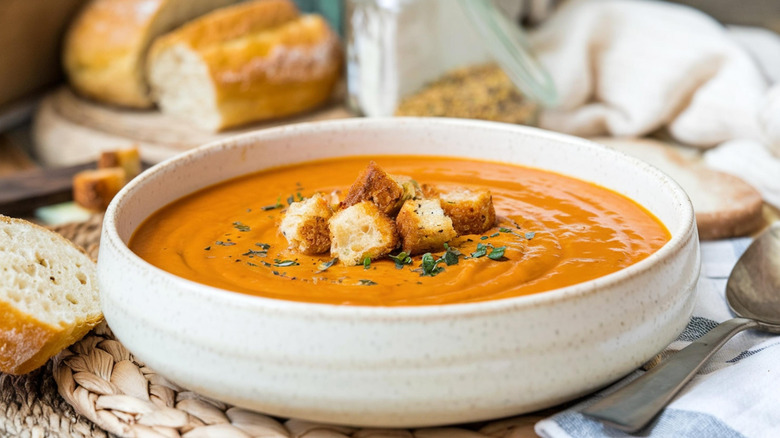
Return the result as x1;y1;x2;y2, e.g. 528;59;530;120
129;156;670;306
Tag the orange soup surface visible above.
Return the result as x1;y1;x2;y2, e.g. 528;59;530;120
130;156;670;306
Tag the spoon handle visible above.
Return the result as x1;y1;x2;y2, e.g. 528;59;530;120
581;317;758;432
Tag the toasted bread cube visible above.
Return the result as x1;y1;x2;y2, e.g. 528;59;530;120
439;189;496;235
342;161;407;216
280;193;332;254
98;146;142;180
396;199;457;255
72;168;127;211
329;201;399;266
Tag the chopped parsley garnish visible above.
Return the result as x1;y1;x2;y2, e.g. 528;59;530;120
246;262;258;267
480;236;489;240
287;195;295;205
490;232;500;238
261;197;284;211
420;253;445;277
488;246;507;260
470;243;488;258
215;241;235;246
233;221;251;232
316;258;338;273
442;243;461;266
358;279;378;286
256;243;271;250
389;252;413;269
296;192;304;201
242;249;267;257
363;257;371;270
499;227;513;233
273;259;299;267
525;231;536;240
204;246;211;251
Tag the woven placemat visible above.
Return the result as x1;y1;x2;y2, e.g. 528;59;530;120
5;215;544;438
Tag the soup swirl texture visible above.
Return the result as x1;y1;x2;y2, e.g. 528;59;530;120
130;156;670;306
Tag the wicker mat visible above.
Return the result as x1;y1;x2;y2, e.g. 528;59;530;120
2;215;545;438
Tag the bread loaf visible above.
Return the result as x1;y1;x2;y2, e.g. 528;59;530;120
63;0;241;108
0;216;102;375
147;0;342;131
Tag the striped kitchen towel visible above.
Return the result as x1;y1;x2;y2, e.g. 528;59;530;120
536;238;780;438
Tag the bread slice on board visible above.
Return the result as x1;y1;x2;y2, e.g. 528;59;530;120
595;137;764;240
0;216;102;375
147;0;342;131
63;0;241;108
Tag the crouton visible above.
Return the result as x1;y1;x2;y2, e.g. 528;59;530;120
342;161;411;215
438;189;496;235
73;168;127;211
329;201;399;266
280;193;332;254
98;146;142;180
396;199;457;255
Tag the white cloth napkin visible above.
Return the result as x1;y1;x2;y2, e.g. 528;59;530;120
535;237;780;438
528;0;780;208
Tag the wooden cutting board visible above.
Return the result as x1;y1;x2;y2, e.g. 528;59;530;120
594;137;766;240
32;86;355;166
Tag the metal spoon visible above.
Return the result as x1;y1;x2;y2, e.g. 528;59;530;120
582;221;780;433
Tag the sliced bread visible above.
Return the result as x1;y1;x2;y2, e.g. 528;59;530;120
0;216;102;375
146;0;342;131
63;0;241;108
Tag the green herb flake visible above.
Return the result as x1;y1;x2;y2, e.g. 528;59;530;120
256;243;271;250
358;279;378;286
442;243;461;266
420;253;445;277
470;243;488;258
246;262;258;267
287;195;295;206
215;241;235;246
389;252;413;269
490;232;500;238
261;197;284;211
488;246;507;260
273;259;299;267
499;227;513;233
296;192;304;201
363;257;371;270
242;249;267;257
204;246;211;251
233;221;251;232
525;232;536;240
316;258;338;273
480;236;489;240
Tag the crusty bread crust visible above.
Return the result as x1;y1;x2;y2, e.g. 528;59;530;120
396;199;457;255
0;216;102;375
63;0;239;108
147;0;342;131
342;161;406;216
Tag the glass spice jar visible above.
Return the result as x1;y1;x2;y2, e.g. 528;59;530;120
344;0;556;125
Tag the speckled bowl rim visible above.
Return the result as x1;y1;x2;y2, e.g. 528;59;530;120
102;117;696;320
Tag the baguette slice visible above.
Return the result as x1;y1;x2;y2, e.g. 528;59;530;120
0;216;102;375
63;0;241;108
147;0;342;131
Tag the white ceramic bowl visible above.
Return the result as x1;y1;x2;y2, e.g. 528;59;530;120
98;118;700;427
